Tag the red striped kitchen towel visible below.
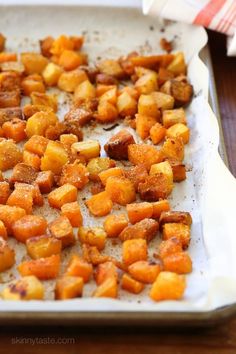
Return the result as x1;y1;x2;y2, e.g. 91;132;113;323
143;0;236;55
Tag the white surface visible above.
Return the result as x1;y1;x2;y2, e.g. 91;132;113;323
0;4;236;312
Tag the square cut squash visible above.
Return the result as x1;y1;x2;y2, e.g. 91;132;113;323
55;275;84;300
12;215;47;243
61;202;83;227
122;239;147;266
41;141;68;175
49;216;75;248
65;254;92;283
48;184;77;209
18;254;60;280
105;176;136;206
150;271;186;301
85;191;113;217
26;235;62;259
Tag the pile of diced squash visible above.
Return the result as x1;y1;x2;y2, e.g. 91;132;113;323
0;33;193;302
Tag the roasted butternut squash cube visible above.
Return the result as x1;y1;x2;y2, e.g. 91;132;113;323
159;211;192;227
162;222;191;249
81;244;110;266
21;52;48;74
117;91;137;117
2;118;26;143
169;160;186;182
58;69;88;92
96;100;118;123
12;215;47;243
138;174;173;201
138;94;160;119
23;104;53;119
128;144;164;171
166;123;190;144
159;237;183;259
87;157;116;181
71;140;100;161
0;238;15;272
55;275;84;300
21;75;45;96
100;87;117;105
0;91;20;108
150;123;166;145
1;275;44;300
26;235;62;259
35;170;54;193
97;84;117;97
150;271;186;301
0;205;26;235
49;216;75;248
119;218;158;242
0;181;11;204
86;191;113;217
24;135;49;157
0;71;21;91
41;141;68;175
162;108;186;128
118;86;139;100
104;129;135;160
125;164;148;191
50;35;74;56
105;176;136;206
103;213;128;238
18;254;60;280
7;187;33;214
65;255;92;283
163;252;192;274
122;239;147;266
121;273;144;294
152;200;170;219
31;92;57;112
162;137;184;162
128;260;161;284
74;80;96;100
59;49;83;71
93;277;118;298
95;261;118;285
99;167;124;186
23;150;41;170
135;72;158;95
0;52;17;63
42;62;63;86
10;163;38;185
70;35;84;50
78;226;107;251
0;139;22;171
126;202;153;224
61;202;83;227
59;162;89;189
39;36;54;57
97;59;124;79
26;111;58;138
131;54;174;69
136;113;157;140
151;92;174;110
149;160;173;186
0;221;7;239
48;184;77;209
167;52;186;75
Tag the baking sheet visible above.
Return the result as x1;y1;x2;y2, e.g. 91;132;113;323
0;4;236;314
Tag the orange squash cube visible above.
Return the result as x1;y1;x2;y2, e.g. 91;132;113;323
23;150;41;170
105;176;136;206
18;254;60;280
2;118;26;143
121;273;144;294
59;163;89;189
128;260;161;284
162;223;191;249
59;50;83;71
24;135;49;157
65;254;92;283
93;277;118;298
99;167;124;186
58;69;88;92
103;213;128;238
1;275;44;300
26;235;62;259
159;237;183;259
26;111;58;138
0;52;17;63
21;75;45;96
0;205;26;235
49;216;75;248
162;137;184;162
12;215;47;243
50;35;74;56
152;200;170;219
0;221;7;239
55;275;84;300
85;191;113;217
170;161;186;182
61;202;83;227
95;261;118;285
0;181;11;204
0;238;15;272
119;218;159;242
35;171;54;193
150;123;166;145
150;271;186;301
31;92;57;112
128;144;164;171
163;252;192;274
42;62;63;86
166;123;190;144
21;52;48;74
122;239;147;266
7;188;33;214
117;91;137;117
48;184;77;209
96;100;118;123
136;114;157;140
0;139;22;171
138;174;173;201
126;202;153;224
125;164;148;191
78;227;107;251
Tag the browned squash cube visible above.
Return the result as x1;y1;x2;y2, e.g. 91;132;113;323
39;36;54;57
126;202;153;224
24;135;49;157
12;215;47;243
125;164;148;191
138;94;160;119
99;167;124;186
121;273;144;294
96;100;118;123
93;277;118;298
87;157;116;181
26;235;62;259
21;52;48;74
159;211;192;227
103;213;128;238
119;218;158;242
41;141;68;175
0;205;26;235
128;260;161;284
122;239;147;266
95;261;118;285
0;181;11;204
128;144;164;171
59;162;89;189
61;202;83;227
105;176;136;206
23;150;41;171
136;114;158;140
85;191;113;217
0;238;15;272
159;237;183;259
117;91;137;117
35;171;55;193
1;275;44;300
163;252;192;274
58;69;88;92
78;227;107;251
162;223;191;249
162;108;186;128
152;200;170;219
0;91;21;108
0;221;7;239
65;255;92;283
162;137;184;162
97;59;124;79
21;74;45;96
104;129;135;160
10;163;38;185
18;254;60;280
0;71;21;92
49;216;75;248
150;271;186;301
138;174;173;201
135;72;158;95
31;92;57;112
150;123;166;145
7;187;34;214
169;160;186;182
48;183;78;209
26;111;58;138
166;123;190;144
55;275;84;300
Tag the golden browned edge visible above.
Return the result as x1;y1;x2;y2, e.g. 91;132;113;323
0;40;232;326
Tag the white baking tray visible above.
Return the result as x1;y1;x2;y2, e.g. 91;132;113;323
0;2;236;325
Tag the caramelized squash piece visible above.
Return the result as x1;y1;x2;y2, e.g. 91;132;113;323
86;191;113;217
125;164;148;191
23;150;41;171
162;108;186;128
0;91;20;108
18;254;60;280
162;223;191;249
12;215;47;243
59;50;83;71
61;201;83;227
104;129;135;160
42;62;63;86
0;205;26;235
59;162;89;189
21;52;48;74
126;202;153;224
24;135;49;157
78;227;107;251
105;176;136;206
58;69;88;92
1;276;44;300
119;218;158;242
159;237;183;259
0;238;15;272
122;239;147;266
150;271;186;301
0;221;7;239
65;255;92;283
41;141;68;175
128;260;161;284
0;181;11;204
87;157;116;181
99;167;124;186
7;187;33;214
93;277;118;298
10;162;38;185
49;216;75;248
159;211;192;227
150;123;166;145
0;139;22;171
95;261;118;285
103;213;128;238
55;275;84;300
26;235;62;259
21;74;45;96
138;174;173;201
35;170;54;193
152;200;170;219
26;111;58;138
128;144;164;171
121;273;144;294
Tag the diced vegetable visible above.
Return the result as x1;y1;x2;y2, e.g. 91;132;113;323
162;223;191;249
99;167;124;186
128;260;161;283
59;162;89;189
21;74;45;96
42;62;63;86
96;100;118;123
122;239;147;266
152;200;170;219
104;130;135;160
1;276;44;300
121;273;144;294
21;52;48;74
0;205;26;235
7;187;33;214
126;202;153;224
167;52;186;75
97;59;124;79
74;80;96;100
150;271;186;301
170;160;186;182
95;261;118;285
58;69;88;92
117;91;137;117
87;157;116;181
125;164;148;191
159;211;192;226
149;160;174;185
61;202;83;227
86;191;113;217
49;216;75;248
59;50;83;71
128;144;164;170
55;275;84;300
150;123;166;145
159;237;183;259
0;181;11;204
41;141;68;175
103;213;128;238
138;94;160;119
162;108;186;128
163;252;192;274
135;72;158;95
12;215;47;243
23;150;41;170
18;254;60;280
0;139;22;171
65;255;92;283
119;218;158;242
78;226;107;251
136;114;158;140
138;174;173;201
10;162;38;185
71;140;100;161
26;235;62;259
0;238;15;272
105;176;136;206
24;135;49;157
93;277;118;298
35;171;54;193
166;123;190;144
26;111;58;138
